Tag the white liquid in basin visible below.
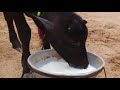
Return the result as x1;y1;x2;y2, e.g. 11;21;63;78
35;57;96;76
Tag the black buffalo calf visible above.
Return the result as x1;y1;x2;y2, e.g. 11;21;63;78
3;12;88;77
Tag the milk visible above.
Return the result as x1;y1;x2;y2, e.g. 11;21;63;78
36;57;96;76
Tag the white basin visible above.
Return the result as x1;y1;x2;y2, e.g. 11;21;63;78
28;49;105;78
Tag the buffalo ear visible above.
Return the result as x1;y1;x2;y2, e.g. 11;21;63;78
83;20;87;24
29;13;54;31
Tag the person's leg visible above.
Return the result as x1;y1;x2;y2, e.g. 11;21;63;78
3;12;21;52
13;12;31;77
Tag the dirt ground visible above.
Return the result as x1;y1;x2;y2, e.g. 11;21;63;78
0;12;120;78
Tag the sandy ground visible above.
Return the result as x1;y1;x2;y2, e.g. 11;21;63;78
0;12;120;78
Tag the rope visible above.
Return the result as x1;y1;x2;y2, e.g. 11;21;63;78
37;12;44;17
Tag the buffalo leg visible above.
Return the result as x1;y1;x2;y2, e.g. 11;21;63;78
25;12;51;50
42;37;51;49
13;12;31;77
3;12;21;52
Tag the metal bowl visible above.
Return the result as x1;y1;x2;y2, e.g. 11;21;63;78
28;49;105;78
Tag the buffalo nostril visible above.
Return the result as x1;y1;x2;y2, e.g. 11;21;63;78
78;64;88;69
